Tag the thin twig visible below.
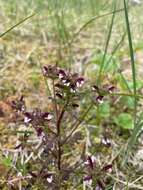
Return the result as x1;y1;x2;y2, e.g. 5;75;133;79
108;174;143;190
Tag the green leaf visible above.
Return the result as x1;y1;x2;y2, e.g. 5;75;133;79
98;102;110;118
114;113;134;129
120;96;134;109
119;79;143;91
127;80;143;90
2;156;12;167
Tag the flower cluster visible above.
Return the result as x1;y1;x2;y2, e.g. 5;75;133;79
24;109;53;126
83;155;112;189
24;108;53;136
11;95;25;112
11;96;53;136
43;65;85;93
92;85;115;104
30;170;53;184
9;64;116;189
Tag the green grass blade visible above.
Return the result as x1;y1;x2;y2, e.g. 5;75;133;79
123;0;138;161
107;32;132;93
70;8;124;45
126;121;143;154
124;0;137;119
97;0;116;84
0;13;36;38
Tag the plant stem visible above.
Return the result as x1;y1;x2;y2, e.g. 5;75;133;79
52;79;58;120
57;108;65;171
109;92;143;99
56;97;69;189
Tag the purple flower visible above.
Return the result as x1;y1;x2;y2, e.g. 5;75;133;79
42;66;49;76
57;68;85;92
92;85;99;92
70;83;76;93
76;77;84;88
85;155;96;169
102;164;112;173
108;86;115;93
42;112;53;121
36;127;43;136
95;181;104;190
58;69;66;79
83;175;92;186
96;96;104;104
24;109;53;126
11;95;25;112
56;93;63;99
83;175;92;181
101;137;111;147
95;185;103;190
46;175;53;183
63;79;70;86
72;103;79;108
42;65;59;79
24;112;33;123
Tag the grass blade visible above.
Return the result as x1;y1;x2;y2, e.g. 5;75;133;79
70;8;124;45
97;0;117;84
107;32;132;93
0;13;36;38
123;0;138;161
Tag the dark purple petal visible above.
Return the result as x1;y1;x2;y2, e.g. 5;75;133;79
29;171;37;178
55;83;64;89
96;96;104;104
42;112;53;121
108;86;115;93
62;79;70;86
42;66;48;76
19;95;24;102
92;85;99;92
56;93;63;99
102;164;112;173
21;105;25;112
95;180;104;190
87;156;94;169
36;127;43;136
72;103;79;108
14;144;22;149
95;185;103;190
58;69;66;79
70;84;76;92
83;175;92;181
76;77;84;87
85;155;96;169
24;112;33;123
10;96;25;112
43;173;52;179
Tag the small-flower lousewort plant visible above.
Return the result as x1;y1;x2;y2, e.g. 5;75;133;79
4;65;116;190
